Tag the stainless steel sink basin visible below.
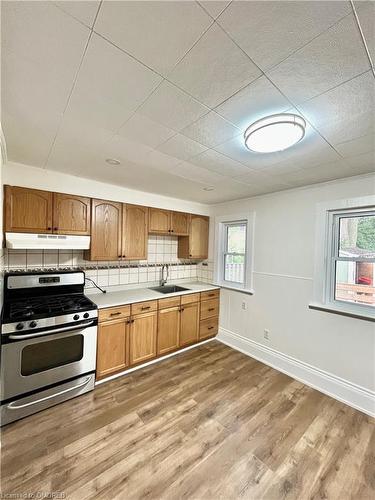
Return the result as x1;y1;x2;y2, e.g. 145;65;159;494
149;285;190;294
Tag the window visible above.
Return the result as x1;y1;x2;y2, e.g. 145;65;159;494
329;210;375;310
214;213;255;293
312;196;375;320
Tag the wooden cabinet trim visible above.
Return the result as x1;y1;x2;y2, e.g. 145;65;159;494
52;193;91;235
96;317;130;380
148;207;171;234
122;204;148;260
131;300;158;316
87;198;122;261
129;310;157;365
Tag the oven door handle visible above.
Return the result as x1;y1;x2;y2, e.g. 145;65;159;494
7;376;93;410
8;321;96;340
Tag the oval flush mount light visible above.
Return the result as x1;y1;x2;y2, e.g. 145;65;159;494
106;158;121;165
244;113;306;153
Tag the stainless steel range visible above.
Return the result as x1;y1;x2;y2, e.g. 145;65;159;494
0;270;98;426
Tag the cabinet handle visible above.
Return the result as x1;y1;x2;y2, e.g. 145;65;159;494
110;312;122;316
208;294;215;297
208;308;215;312
179;308;185;312
47;227;52;231
122;255;126;258
131;319;135;323
141;306;151;310
171;229;174;233
208;326;214;330
53;227;58;231
118;255;122;259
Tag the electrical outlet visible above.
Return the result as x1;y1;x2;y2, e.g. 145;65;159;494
263;329;270;341
241;301;247;310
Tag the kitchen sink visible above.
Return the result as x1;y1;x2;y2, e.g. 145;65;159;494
149;285;190;294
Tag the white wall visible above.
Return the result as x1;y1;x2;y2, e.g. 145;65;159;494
3;161;209;215
210;174;375;414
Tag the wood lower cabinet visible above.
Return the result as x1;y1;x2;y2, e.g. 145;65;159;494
179;301;200;347
4;185;53;233
86;199;122;261
129;311;157;365
53;193;91;235
96;318;130;379
157;306;180;355
122;204;148;260
178;214;209;259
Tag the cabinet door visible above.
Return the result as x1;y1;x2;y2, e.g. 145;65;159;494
96;318;129;379
157;306;180;356
190;215;209;259
129;311;157;365
88;199;122;261
53;193;91;235
122;204;148;260
179;302;199;347
170;211;189;236
148;208;170;234
4;185;53;233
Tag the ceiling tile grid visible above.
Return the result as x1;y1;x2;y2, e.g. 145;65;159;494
2;0;374;204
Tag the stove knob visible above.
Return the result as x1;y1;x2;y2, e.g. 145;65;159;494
16;323;24;331
83;312;89;319
73;314;80;321
29;321;37;328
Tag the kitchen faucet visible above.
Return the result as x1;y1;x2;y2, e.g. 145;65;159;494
160;264;169;286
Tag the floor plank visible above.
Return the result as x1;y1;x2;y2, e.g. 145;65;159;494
1;341;374;499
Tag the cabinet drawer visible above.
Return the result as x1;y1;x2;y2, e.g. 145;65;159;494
200;298;219;320
158;296;181;310
131;300;157;315
181;293;200;305
99;305;130;323
200;317;218;339
201;289;219;301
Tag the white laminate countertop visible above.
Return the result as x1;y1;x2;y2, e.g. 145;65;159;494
87;282;220;309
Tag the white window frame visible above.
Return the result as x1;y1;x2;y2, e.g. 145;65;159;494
311;195;375;320
214;212;255;294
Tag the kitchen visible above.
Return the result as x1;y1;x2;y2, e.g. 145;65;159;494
1;1;374;499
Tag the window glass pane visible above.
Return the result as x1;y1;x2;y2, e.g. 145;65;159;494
227;224;246;253
224;254;245;283
335;260;375;307
339;215;375;258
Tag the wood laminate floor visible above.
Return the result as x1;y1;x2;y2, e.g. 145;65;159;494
1;341;374;500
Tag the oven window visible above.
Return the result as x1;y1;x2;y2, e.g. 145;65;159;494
21;335;84;376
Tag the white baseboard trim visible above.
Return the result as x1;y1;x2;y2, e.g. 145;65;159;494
95;337;215;386
217;327;375;418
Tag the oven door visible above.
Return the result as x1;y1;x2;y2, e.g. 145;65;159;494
0;324;97;401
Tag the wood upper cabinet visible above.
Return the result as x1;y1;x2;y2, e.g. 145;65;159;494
170;211;189;236
122;204;148;260
129;311;157;365
178;214;209;259
53;193;91;235
157;306;180;355
87;199;122;261
4;185;53;233
148;208;170;234
179;301;200;347
96;318;130;379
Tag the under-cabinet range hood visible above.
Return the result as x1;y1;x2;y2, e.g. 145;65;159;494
5;232;90;250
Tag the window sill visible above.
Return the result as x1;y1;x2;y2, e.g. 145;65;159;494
215;284;254;295
309;303;375;322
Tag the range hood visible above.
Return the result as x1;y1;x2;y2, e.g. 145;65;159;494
5;232;90;250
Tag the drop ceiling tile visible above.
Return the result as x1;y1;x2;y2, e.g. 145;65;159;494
144;150;182;173
217;0;351;71
94;0;212;75
118;113;176;149
54;1;100;28
107;135;155;166
168;23;261;108
267;14;370;104
190;149;251;177
157;134;208;161
215;75;290;129
66;34;162;133
172;161;227;185
343;152;375;175
335;133;375;158
234;170;292;189
298;71;375;146
354;1;375;62
199;1;231;19
2;1;90;167
181;111;240;148
138;80;210;132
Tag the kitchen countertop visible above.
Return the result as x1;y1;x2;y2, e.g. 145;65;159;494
87;282;220;309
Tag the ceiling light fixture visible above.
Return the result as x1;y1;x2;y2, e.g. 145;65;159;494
244;113;306;153
105;158;121;165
